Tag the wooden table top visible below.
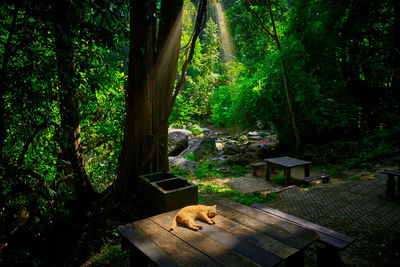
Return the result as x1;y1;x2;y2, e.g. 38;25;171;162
264;156;312;168
118;198;319;267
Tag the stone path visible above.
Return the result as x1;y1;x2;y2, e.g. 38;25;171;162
214;167;400;266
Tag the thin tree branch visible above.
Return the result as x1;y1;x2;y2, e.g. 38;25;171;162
246;0;275;39
266;0;281;49
168;0;207;117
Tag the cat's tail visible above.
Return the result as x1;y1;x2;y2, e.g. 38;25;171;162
169;215;177;231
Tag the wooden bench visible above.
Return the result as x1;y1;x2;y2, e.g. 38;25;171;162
250;162;265;176
300;174;330;185
251;203;356;267
383;170;400;198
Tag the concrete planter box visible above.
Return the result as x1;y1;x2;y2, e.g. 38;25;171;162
138;172;198;215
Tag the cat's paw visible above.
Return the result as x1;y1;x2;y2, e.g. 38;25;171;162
210;220;215;224
197;225;203;230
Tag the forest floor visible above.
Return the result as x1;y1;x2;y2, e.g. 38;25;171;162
84;162;400;266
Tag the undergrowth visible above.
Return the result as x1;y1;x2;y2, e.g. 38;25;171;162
198;182;275;206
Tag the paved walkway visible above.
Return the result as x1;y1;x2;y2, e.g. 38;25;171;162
215;168;400;266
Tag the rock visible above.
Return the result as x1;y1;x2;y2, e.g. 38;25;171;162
224;154;251;166
169;156;200;173
247;132;263;140
203;128;212;136
215;137;231;143
168;129;193;156
213;130;229;136
192;137;219;161
175;136;219;162
207;155;230;165
248;143;279;159
223;144;246;155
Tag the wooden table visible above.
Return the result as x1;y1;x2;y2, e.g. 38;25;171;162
118;198;319;267
264;157;311;186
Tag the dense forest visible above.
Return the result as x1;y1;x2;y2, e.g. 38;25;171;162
1;0;399;265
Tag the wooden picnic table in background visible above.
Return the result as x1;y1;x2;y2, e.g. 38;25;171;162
118;198;319;266
264;157;312;186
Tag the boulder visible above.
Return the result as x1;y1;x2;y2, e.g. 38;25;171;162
169;156;199;173
213;130;230;136
248;143;279;159
223;144;246;155
202;128;212;136
192;137;219;161
168;129;193;156
224;154;251;166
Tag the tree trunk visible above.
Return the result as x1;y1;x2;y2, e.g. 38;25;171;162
116;0;157;197
247;0;301;147
53;1;93;200
267;0;301;147
104;0;206;209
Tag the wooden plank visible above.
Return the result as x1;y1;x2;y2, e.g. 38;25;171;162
383;170;400;176
150;212;262;267
251;203;355;249
264;157;311;168
212;213;298;259
251;203;355;243
122;219;222;267
151;211;282;267
117;224;179;267
251;162;266;167
214;199;319;249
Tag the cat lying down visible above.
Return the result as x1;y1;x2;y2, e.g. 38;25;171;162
169;204;218;231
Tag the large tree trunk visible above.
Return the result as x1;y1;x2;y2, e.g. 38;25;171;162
53;1;93;200
105;0;206;209
116;0;157;197
116;0;183;195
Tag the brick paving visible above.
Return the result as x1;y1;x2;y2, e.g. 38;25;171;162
216;168;400;266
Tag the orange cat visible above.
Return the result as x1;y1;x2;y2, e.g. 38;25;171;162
169;204;217;231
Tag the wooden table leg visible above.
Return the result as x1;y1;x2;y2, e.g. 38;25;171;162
286;249;304;267
317;245;341;267
284;168;291;186
386;174;395;198
304;164;310;177
397;176;400;191
265;162;271;180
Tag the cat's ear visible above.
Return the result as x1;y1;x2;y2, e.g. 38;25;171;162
212;205;217;208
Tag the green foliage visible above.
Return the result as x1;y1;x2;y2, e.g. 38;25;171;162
170;16;223;125
258;131;268;137
194;161;224;179
230;164;250;177
270;175;286;185
210;85;233;127
198;182;275;206
184;152;196;162
88;245;129;266
188;124;204;136
170;167;192;179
